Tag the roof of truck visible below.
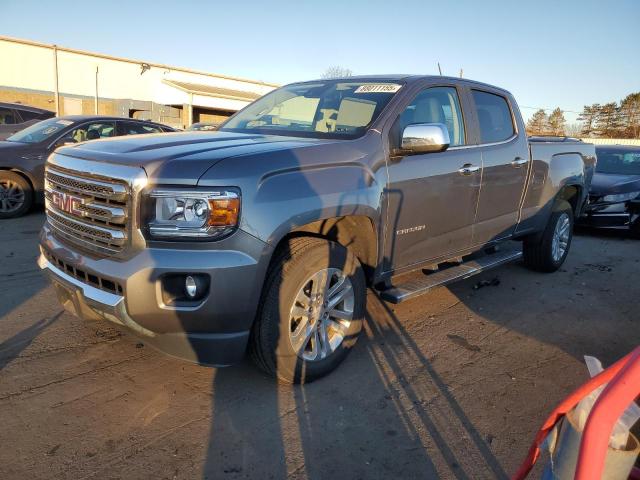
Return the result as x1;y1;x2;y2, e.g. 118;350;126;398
291;75;513;95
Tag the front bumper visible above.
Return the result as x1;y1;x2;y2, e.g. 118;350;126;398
39;225;272;366
579;200;640;230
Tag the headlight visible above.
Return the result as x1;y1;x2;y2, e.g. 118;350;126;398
602;191;640;203
144;188;240;240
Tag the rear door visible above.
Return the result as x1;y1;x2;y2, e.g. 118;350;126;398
384;83;482;272
470;89;530;246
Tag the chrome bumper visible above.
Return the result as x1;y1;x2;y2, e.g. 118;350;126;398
38;252;251;366
37;253;156;338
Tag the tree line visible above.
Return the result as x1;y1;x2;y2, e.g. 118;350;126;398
526;92;640;138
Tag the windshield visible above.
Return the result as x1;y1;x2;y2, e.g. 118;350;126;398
7;117;74;144
220;80;403;139
596;147;640;175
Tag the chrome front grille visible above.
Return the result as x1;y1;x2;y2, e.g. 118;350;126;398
45;164;131;256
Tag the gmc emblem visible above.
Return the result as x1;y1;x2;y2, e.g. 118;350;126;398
51;191;84;216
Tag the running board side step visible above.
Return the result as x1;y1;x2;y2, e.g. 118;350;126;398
379;249;523;304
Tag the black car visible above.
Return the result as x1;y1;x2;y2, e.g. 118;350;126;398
0;115;175;218
0;102;55;140
580;145;640;236
187;121;220;131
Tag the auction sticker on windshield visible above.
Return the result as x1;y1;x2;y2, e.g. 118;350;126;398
354;84;402;94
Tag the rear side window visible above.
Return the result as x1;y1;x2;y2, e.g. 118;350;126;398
471;90;515;144
18;110;51;122
120;122;163;135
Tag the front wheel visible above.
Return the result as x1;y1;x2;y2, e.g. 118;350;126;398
523;200;574;272
250;237;366;384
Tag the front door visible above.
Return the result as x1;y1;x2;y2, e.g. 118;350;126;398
383;85;482;272
470;89;530;246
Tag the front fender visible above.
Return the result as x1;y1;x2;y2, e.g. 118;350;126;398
197;133;386;248
254;163;381;246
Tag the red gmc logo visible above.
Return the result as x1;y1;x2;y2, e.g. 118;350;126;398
51;191;84;216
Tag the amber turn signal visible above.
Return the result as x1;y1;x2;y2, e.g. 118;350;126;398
207;198;240;226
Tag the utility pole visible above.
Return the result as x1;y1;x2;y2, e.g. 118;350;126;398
460;68;463;78
437;62;442;76
53;45;60;116
94;66;99;115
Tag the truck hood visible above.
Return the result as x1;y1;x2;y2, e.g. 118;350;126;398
55;131;329;185
590;172;640;196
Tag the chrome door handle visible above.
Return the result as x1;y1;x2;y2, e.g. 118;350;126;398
458;164;480;175
511;157;528;168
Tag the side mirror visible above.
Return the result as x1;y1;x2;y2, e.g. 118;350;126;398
401;123;450;154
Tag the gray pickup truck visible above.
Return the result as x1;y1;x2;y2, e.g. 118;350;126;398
39;75;596;383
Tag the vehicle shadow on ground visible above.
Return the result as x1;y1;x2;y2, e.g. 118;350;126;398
0;310;62;372
0;210;52;370
201;297;508;479
199;235;508;479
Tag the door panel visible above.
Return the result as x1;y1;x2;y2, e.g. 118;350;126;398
473;140;529;244
470;90;529;246
385;148;482;270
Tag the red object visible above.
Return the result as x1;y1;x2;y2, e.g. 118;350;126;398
513;347;640;480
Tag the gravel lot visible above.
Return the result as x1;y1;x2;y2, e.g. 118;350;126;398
1;211;638;479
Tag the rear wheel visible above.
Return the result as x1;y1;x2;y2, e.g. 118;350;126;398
523;200;574;272
0;171;33;219
250;237;366;384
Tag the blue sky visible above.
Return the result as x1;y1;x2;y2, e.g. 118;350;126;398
2;0;639;123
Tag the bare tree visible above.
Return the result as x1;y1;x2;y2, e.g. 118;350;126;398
321;66;353;79
565;123;583;138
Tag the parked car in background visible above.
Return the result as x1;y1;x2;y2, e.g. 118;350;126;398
39;75;596;383
580;145;640;236
187;122;220;131
0;102;55;140
0;116;175;218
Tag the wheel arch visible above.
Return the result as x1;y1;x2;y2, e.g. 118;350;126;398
0;167;36;193
555;183;583;215
272;215;379;284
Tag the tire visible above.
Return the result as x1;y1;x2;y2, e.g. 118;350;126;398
250;237;366;384
523;200;574;272
0;171;33;219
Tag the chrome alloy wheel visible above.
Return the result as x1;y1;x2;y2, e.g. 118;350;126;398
0;179;25;213
552;212;571;262
288;268;354;361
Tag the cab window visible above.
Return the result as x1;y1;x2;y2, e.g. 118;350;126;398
65;122;116;143
397;87;466;146
471;90;515;144
0;108;17;125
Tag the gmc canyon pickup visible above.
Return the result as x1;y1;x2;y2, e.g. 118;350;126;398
38;75;596;383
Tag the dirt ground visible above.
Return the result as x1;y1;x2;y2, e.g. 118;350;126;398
1;211;638;480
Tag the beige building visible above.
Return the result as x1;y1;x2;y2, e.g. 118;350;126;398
0;35;277;128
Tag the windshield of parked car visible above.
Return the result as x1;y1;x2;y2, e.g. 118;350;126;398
220;80;403;139
6;117;75;144
596;147;640;175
